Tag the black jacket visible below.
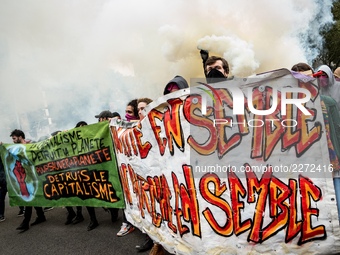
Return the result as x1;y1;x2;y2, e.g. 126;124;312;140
0;156;6;186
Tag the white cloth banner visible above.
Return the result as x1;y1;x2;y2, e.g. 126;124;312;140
110;69;340;254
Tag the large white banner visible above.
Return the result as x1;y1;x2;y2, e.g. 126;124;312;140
110;69;340;254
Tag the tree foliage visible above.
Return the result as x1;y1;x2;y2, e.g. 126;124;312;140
315;0;340;69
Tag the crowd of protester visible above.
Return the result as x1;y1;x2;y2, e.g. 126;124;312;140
1;51;340;255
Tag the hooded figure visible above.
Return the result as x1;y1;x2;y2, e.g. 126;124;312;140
316;65;340;112
163;75;189;95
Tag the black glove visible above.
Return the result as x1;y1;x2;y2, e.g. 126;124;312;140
200;49;209;63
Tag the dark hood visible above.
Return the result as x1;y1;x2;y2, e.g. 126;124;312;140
163;75;189;95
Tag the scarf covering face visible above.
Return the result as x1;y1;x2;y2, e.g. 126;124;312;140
206;68;227;84
125;113;139;122
163;76;189;95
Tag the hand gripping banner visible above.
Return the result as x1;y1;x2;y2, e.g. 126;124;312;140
110;69;340;254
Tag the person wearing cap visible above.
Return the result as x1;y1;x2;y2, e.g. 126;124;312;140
95;110;114;122
98;108;120;226
95;110;121;123
64;123;85;226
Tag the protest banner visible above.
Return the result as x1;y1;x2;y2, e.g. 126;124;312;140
0;121;124;208
110;69;340;254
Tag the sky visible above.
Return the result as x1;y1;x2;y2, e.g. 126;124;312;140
0;0;335;142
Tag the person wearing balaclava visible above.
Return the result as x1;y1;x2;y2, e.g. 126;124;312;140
316;65;340;113
313;64;340;222
163;75;189;95
136;75;189;254
204;56;229;84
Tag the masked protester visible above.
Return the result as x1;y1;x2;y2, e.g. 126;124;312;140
117;100;139;237
204;56;229;83
125;99;139;122
163;76;189;95
143;76;188;255
316;65;340;113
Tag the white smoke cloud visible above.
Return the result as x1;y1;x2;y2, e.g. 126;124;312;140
0;0;335;142
197;35;259;77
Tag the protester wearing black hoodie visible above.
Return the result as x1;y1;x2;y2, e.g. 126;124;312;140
136;76;189;253
163;75;189;95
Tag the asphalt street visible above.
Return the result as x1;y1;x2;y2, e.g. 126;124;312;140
0;195;172;255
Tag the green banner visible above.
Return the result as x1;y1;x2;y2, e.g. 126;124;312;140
0;121;125;208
